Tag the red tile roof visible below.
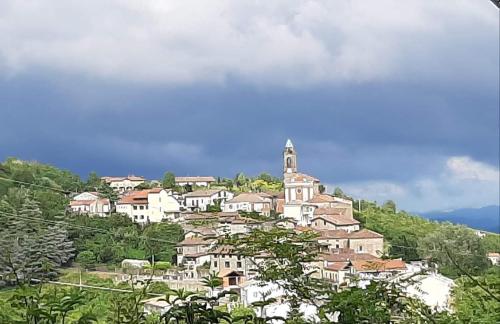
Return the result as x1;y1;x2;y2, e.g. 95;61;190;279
175;176;216;183
324;262;349;271
320;251;378;262
312;214;360;226
307;194;336;203
70;200;94;206
318;229;351;239
284;172;320;183
348;229;383;239
177;238;215;246
351;259;406;272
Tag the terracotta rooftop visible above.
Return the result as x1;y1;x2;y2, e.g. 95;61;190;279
348;229;383;239
227;192;268;204
177;237;215;246
284;172;320;183
351;259;406;272
318;229;351;239
320;251;378;262
324;262;350;271
307;194;336;204
311;214;360;226
117;189;163;204
175;176;216;183
313;207;349;216
70;200;94;206
184;189;224;197
102;175;145;183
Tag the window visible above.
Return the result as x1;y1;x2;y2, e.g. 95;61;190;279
324;220;327;226
237;262;242;268
134;215;138;220
133;206;137;210
140;215;144;220
139;206;144;210
335;244;340;249
213;261;218;268
237;255;241;260
224;261;230;268
145;205;148;210
358;246;363;252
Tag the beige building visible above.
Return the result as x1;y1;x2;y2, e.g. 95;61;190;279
69;192;111;217
116;188;180;223
183;189;234;212
176;237;215;279
101;175;145;193
347;229;384;256
175;176;216;187
310;208;360;232
223;192;273;216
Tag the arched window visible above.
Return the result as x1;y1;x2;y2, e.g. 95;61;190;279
286;157;292;168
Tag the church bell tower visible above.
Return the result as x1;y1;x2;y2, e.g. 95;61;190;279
283;139;297;174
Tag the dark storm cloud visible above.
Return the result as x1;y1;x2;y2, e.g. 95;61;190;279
1;74;498;185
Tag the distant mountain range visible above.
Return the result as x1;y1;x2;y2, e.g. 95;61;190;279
418;205;500;233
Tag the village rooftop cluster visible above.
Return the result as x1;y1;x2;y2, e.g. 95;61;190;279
68;140;461;317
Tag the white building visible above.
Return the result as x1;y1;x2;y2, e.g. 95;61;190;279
223;192;273;216
116;188;181;223
69;192;111;216
175;176;216;187
101;175;145;193
184;189;234;212
487;252;500;265
404;273;455;311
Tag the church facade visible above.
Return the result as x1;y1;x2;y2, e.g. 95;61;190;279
282;139;354;226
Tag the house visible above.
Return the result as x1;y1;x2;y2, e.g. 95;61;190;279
116;188;180;223
487;252;500;265
223;192;273;216
209;246;260;278
214;214;263;235
101;175;145;193
351;259;407;281
218;269;246;290
183;189;234;212
69;192;111;216
176;237;215;279
310;208;360;232
316;229;351;251
347;229;384;256
175;176;216;187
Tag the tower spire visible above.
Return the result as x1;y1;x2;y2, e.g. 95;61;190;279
283;139;297;173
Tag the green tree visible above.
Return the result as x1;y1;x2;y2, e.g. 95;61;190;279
418;224;489;277
76;251;97;270
141;222;184;262
382;200;396;213
162;172;175;189
85;171;102;191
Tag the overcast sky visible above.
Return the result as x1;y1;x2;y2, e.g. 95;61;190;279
0;0;498;212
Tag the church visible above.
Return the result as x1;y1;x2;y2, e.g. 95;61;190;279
282;139;356;228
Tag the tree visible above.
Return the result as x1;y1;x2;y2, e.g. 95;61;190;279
201;272;222;297
318;184;326;194
333;187;345;198
162;172;175;189
141;222;184;262
85;172;102;191
382;200;396;213
0;195;74;284
76;251;96;270
418;224;489;277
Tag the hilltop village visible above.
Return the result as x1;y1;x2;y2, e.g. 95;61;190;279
66;139;460;317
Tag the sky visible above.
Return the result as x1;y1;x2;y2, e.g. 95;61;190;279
0;0;498;212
